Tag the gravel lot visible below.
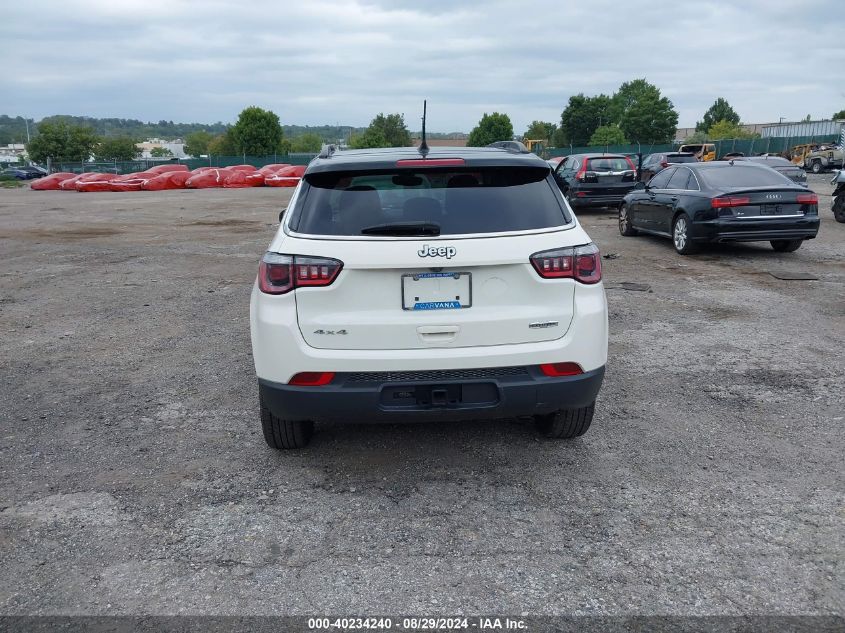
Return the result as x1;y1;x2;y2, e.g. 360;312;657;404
0;174;842;617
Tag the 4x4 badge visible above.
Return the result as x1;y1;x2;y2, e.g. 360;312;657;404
313;329;347;335
418;244;456;259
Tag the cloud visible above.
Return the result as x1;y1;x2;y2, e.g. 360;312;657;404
2;0;843;131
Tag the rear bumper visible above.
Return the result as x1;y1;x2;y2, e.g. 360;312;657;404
691;216;820;242
259;366;605;423
569;193;629;208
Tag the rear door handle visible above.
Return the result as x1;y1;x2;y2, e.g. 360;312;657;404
670;196;679;201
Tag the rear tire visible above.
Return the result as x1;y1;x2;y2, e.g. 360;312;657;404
260;399;314;449
535;402;594;439
619;203;638;236
770;239;802;252
672;213;699;255
833;195;845;223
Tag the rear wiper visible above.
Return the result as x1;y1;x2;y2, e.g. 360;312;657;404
360;222;441;236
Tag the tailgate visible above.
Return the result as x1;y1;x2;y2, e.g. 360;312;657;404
291;234;578;351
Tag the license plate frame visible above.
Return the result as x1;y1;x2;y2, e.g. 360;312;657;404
761;204;784;215
402;272;472;311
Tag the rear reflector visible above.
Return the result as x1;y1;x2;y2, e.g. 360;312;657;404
395;158;465;167
539;362;583;377
530;243;602;284
796;193;818;204
711;196;751;208
289;372;335;386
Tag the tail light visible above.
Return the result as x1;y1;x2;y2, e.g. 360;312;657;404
539;362;583;377
289;372;335;386
576;170;598;183
530;243;602;284
796;193;818;204
258;253;343;295
711;196;751;208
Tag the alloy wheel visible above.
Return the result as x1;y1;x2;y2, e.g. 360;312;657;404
673;217;688;251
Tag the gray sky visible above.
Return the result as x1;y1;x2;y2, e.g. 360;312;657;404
3;0;844;132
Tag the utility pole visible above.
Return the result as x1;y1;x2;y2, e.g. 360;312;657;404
24;117;31;143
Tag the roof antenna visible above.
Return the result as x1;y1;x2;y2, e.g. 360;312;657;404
418;100;429;157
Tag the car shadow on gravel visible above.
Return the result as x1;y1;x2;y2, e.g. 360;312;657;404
273;418;597;498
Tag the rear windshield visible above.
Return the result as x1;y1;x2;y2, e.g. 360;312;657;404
668;155;698;163
291;167;569;236
586;157;632;171
699;166;794;189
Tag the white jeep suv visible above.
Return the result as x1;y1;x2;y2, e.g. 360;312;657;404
250;146;608;448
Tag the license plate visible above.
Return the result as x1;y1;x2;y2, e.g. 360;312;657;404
402;272;471;310
761;204;784;215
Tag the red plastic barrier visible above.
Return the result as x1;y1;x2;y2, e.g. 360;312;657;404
76;173;119;192
109;173;149;192
223;170;265;188
265;165;306;188
142;171;191;191
145;164;188;175
277;165;306;177
59;173;97;190
229;164;257;173
185;168;232;189
259;163;291;175
30;172;75;190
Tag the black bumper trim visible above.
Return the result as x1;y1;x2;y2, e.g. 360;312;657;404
692;217;820;242
259;366;605;423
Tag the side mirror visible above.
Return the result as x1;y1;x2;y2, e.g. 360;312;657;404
278;207;287;223
633;181;646;191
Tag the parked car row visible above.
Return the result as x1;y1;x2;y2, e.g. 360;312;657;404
1;165;47;180
546;151;821;256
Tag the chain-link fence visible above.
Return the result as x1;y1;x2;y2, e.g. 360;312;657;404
545;134;841;160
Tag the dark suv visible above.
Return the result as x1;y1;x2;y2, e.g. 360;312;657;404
552;153;638;209
639;152;697;181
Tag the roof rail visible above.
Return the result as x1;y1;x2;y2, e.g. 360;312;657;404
318;144;337;159
487;140;530;154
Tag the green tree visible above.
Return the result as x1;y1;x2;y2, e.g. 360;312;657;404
150;146;173;158
707;119;758;140
611;79;678;143
184;131;213;156
696;98;740;132
26;120;100;162
94;137;140;161
289;133;323;153
207;132;237;156
524;120;557;143
349;113;412;148
833;109;845;120
230;106;284;155
589;125;627;146
560;94;612;147
551;127;568;148
349;128;388;149
467;112;514;147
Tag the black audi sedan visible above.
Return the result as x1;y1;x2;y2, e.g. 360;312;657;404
552;153;638;209
619;161;819;254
